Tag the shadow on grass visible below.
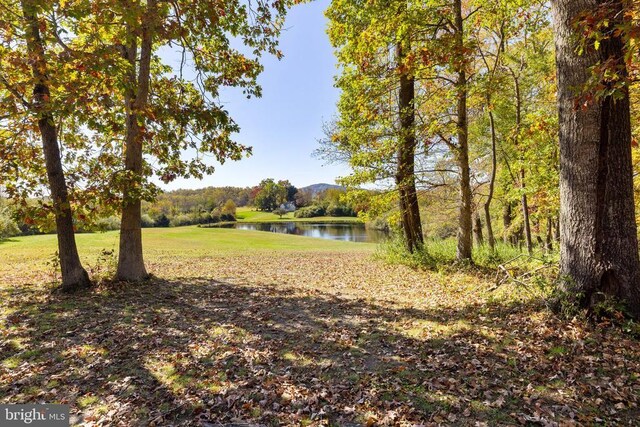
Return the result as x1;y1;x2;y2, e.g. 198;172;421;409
1;277;639;426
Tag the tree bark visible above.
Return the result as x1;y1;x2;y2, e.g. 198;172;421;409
21;0;91;292
454;0;473;261
395;41;423;253
116;1;157;281
552;0;640;318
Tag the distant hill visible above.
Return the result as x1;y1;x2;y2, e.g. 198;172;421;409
299;183;345;196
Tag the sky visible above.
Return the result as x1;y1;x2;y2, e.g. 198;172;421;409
158;0;350;191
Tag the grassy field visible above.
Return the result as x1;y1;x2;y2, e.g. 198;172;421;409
1;228;639;426
235;206;363;223
0;227;371;283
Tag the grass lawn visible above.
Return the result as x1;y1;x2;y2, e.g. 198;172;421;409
235;206;363;223
1;227;639;426
0;227;372;285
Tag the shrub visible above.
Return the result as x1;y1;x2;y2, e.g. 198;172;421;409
141;214;155;228
170;214;193;227
155;214;170;227
326;203;355;217
433;223;457;240
0;209;20;240
211;208;222;223
222;199;237;217
94;216;121;231
294;205;325;218
368;216;390;231
195;212;213;224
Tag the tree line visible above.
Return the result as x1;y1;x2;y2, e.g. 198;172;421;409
142;180;359;224
0;179;361;234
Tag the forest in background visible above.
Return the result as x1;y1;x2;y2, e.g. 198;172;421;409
0;180;360;232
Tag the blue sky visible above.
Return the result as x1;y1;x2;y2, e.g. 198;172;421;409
159;0;350;190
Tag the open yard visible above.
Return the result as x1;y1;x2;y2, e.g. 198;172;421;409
1;228;639;426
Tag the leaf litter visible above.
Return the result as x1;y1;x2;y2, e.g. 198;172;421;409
1;250;639;426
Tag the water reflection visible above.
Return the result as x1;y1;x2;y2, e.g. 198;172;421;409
223;222;386;243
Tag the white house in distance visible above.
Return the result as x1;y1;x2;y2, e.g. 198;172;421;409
279;202;296;212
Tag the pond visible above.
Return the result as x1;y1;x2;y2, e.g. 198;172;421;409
222;222;387;243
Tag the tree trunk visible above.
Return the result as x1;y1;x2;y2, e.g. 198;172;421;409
473;212;484;247
454;0;473;261
511;72;533;255
521;169;533;255
480;25;505;254
116;2;157;281
545;216;553;252
21;0;90;292
552;0;640;318
503;202;512;244
395;41;423;253
484;95;497;251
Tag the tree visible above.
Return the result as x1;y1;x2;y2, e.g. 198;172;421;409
552;0;640;317
475;9;506;251
72;0;293;281
273;208;287;219
396;38;424;253
469;0;557;254
0;208;20;240
115;0;158;281
222;199;237;218
452;0;472;261
253;179;286;211
325;0;426;253
278;180;298;203
0;0;91;291
294;189;313;208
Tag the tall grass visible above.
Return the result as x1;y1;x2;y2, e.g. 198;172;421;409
377;236;561;308
379;236;559;272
